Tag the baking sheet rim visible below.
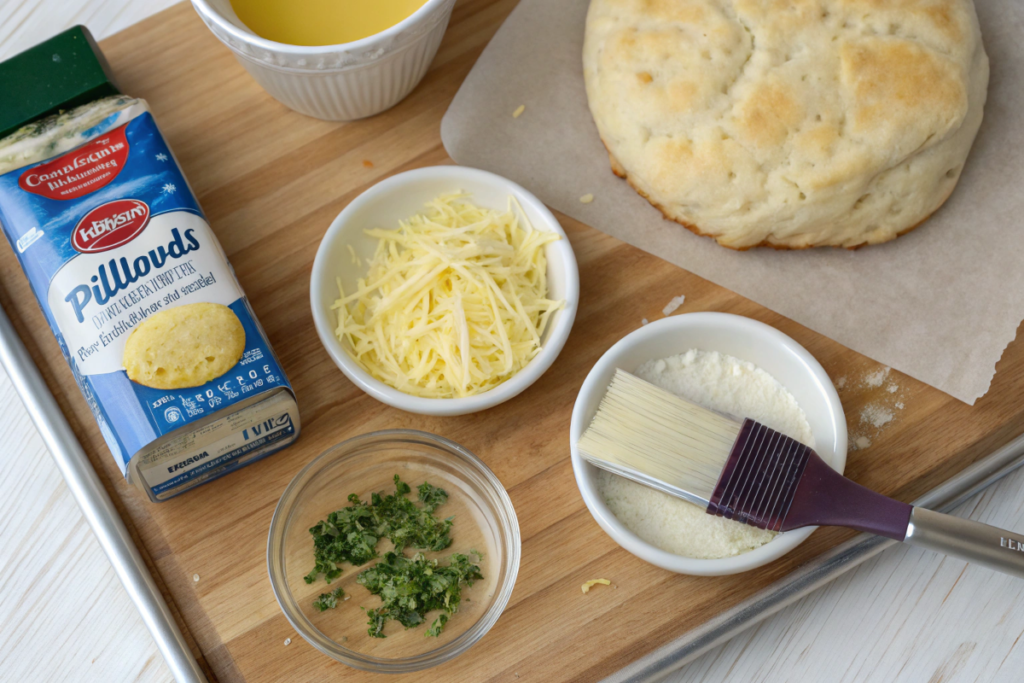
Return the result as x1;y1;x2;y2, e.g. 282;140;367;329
600;431;1024;683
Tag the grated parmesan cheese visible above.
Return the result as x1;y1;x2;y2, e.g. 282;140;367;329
581;578;611;594
661;295;685;316
863;366;891;388
333;193;564;399
860;404;894;428
346;244;361;266
598;350;814;559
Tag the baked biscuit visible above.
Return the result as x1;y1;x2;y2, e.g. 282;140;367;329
583;0;989;249
124;302;245;389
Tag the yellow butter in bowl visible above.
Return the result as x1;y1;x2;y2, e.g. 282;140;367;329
230;0;428;46
333;193;564;399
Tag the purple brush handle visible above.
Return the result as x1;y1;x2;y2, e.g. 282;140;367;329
786;453;1024;577
781;450;911;540
706;419;911;539
707;420;1024;576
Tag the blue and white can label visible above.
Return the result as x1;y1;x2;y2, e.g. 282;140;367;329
0;99;299;500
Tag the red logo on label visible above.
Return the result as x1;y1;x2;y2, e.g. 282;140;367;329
19;125;129;200
72;199;151;253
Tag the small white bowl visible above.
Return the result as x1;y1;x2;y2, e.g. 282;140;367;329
191;0;456;120
310;166;579;416
570;313;847;576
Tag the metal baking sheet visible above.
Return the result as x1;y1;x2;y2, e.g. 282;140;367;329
0;300;207;683
601;432;1024;682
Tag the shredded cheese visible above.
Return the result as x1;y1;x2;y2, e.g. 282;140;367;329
581;579;611;594
579;193;594;204
662;295;685;316
333;193;564;399
346;244;361;266
512;105;526;118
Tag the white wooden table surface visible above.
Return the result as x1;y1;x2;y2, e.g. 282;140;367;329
1;3;1022;682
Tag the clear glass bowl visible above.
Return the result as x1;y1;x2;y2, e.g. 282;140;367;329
267;430;520;672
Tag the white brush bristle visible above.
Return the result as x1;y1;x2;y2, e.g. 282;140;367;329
577;369;741;505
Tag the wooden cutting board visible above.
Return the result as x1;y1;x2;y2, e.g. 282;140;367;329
2;2;1023;681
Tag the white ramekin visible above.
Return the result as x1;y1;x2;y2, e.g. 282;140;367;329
310;166;580;416
191;0;456;120
570;313;848;576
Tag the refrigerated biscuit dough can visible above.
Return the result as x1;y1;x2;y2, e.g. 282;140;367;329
0;27;300;501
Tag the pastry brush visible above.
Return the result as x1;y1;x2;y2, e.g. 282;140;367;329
577;369;1024;578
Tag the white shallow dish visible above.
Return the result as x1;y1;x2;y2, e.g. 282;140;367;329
310;166;579;416
570;313;847;576
192;0;456;120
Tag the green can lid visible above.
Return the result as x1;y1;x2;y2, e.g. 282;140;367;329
0;25;120;139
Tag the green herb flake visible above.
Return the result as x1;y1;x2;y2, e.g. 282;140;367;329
304;476;454;586
312;586;345;612
357;550;483;639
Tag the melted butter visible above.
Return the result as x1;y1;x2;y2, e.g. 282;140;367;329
230;0;428;46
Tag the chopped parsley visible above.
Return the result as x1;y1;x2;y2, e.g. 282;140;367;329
357;551;483;638
312;586;345;612
305;475;482;634
372;479;454;552
304;475;454;585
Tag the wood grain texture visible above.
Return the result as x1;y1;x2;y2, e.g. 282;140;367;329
1;1;1023;682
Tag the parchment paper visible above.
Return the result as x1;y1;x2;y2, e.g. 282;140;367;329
441;0;1024;404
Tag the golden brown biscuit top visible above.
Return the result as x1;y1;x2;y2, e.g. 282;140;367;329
584;0;986;247
593;0;973;167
